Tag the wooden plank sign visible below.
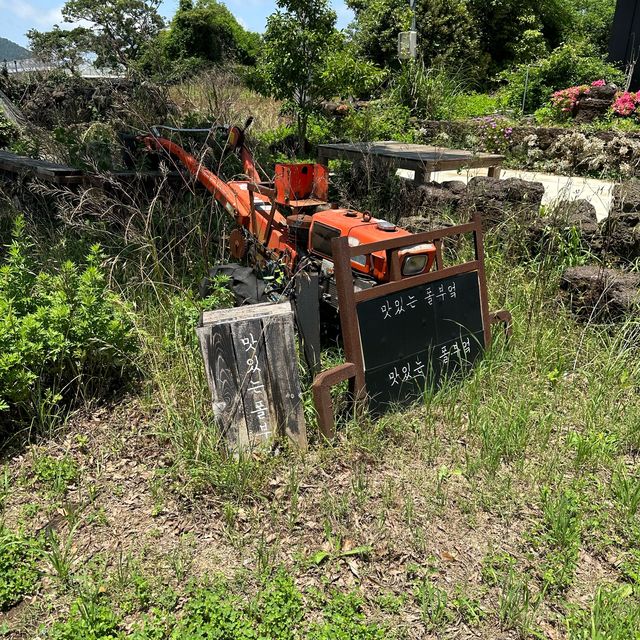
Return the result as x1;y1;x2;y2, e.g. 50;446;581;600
197;301;307;451
356;270;485;414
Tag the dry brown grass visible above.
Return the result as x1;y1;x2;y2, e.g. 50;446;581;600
169;68;287;134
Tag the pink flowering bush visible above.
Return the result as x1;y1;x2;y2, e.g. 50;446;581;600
550;80;607;115
551;84;590;113
612;91;639;117
477;116;513;153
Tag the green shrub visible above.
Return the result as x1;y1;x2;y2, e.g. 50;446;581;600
45;572;387;639
449;93;498;119
162;0;259;66
331;101;413;143
320;44;387;100
52;123;117;171
390;61;467;120
0;217;138;423
499;42;625;113
256;571;303;639
308;592;385;640
172;583;257;639
0;112;17;148
0;525;40;611
46;597;121;640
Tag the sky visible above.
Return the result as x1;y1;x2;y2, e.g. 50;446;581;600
1;0;354;48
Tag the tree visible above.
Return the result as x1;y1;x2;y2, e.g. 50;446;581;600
466;0;575;74
164;0;260;65
319;42;387;99
27;26;93;73
345;0;410;68
414;0;484;77
61;0;165;69
346;0;483;76
571;0;617;55
258;0;338;149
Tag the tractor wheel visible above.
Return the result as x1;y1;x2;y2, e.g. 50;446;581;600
199;263;268;305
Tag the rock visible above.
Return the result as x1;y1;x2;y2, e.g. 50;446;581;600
558;199;600;240
563;199;598;225
398;215;453;234
441;180;467;195
574;84;618;124
601;211;640;261
612;180;640;213
574;98;612;124
463;176;544;226
320;101;350;118
416;181;464;216
561;266;640;320
526;199;603;256
565;200;602;251
603;182;640;259
510;127;563;151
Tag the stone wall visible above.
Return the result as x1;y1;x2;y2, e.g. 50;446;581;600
418;120;640;178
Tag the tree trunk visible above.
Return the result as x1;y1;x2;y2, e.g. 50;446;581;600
297;111;308;156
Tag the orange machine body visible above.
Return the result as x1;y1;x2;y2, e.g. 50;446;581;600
142;130;436;282
308;209;436;281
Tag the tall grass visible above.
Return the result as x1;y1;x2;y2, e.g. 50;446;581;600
168;68;285;135
389;62;469;121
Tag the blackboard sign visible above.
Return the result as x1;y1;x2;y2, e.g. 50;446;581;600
356;271;485;413
609;0;640;90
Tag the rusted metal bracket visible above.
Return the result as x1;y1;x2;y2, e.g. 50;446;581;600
312;362;357;440
489;309;513;341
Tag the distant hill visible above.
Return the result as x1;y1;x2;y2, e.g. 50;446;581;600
0;37;31;61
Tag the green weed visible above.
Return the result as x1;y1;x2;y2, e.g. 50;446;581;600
255;571;303;639
0;217;138;428
42;526;78;586
0;466;9;512
480;551;517;587
565;584;640;639
32;454;78;496
611;468;640;519
45;592;121;640
308;591;385;640
538;487;582;593
497;569;538;634
414;580;452;631
167;535;195;583
451;590;486;627
0;526;40;611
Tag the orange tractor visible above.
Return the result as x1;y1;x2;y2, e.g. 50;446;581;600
141;119;437;369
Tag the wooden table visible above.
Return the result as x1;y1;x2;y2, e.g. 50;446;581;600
0;150;83;185
317;141;504;184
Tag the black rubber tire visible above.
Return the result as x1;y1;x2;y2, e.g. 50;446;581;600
199;263;268;305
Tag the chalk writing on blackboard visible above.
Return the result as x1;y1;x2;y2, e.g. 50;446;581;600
388;357;425;386
379;280;459;320
357;271;485;414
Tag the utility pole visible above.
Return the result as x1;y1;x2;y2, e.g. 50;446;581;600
398;0;418;59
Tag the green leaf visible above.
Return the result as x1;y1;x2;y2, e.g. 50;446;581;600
338;545;372;559
308;550;331;565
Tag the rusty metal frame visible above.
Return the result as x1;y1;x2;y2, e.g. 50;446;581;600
312;363;357;439
490;309;513;340
312;213;501;438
